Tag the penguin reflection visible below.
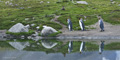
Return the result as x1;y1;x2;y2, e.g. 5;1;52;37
68;41;73;53
99;41;105;54
80;41;85;54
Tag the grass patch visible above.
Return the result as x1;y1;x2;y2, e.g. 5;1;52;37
0;0;120;31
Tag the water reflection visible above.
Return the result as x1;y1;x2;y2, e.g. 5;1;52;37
99;41;105;54
1;39;120;55
8;42;29;50
1;39;120;60
80;41;85;53
41;40;57;49
68;41;73;53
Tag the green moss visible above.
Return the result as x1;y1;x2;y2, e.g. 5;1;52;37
6;30;35;36
48;31;62;37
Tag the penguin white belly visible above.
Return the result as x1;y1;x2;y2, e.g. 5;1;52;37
79;21;83;30
68;25;71;31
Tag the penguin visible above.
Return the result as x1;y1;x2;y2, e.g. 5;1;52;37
79;18;85;31
80;41;85;53
98;17;104;32
99;41;104;54
67;18;73;31
68;41;73;53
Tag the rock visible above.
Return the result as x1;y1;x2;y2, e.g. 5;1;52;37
27;36;32;39
119;4;120;6
15;4;18;6
36;26;40;29
31;34;37;37
47;1;50;3
31;24;35;26
19;7;24;9
37;43;40;45
40;1;43;3
5;1;9;5
28;7;31;8
41;26;57;36
111;1;115;4
25;18;29;20
32;17;35;20
9;3;12;6
21;35;25;39
8;23;29;33
76;1;88;5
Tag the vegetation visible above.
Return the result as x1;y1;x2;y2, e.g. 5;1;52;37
0;0;120;31
57;0;120;30
6;30;35;36
48;31;62;37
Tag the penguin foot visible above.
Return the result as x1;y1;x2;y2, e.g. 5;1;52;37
100;30;104;32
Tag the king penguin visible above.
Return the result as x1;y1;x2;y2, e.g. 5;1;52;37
98;17;104;32
79;18;85;31
67;18;73;31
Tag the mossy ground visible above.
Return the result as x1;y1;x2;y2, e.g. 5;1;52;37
0;0;120;31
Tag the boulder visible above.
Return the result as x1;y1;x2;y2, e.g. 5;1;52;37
41;26;57;36
76;1;88;5
8;23;29;33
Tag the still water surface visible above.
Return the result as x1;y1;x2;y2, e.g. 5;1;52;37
0;50;120;60
0;39;120;60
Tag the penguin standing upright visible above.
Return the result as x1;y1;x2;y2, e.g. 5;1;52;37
68;41;73;53
98;17;104;32
79;18;85;31
67;18;73;31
